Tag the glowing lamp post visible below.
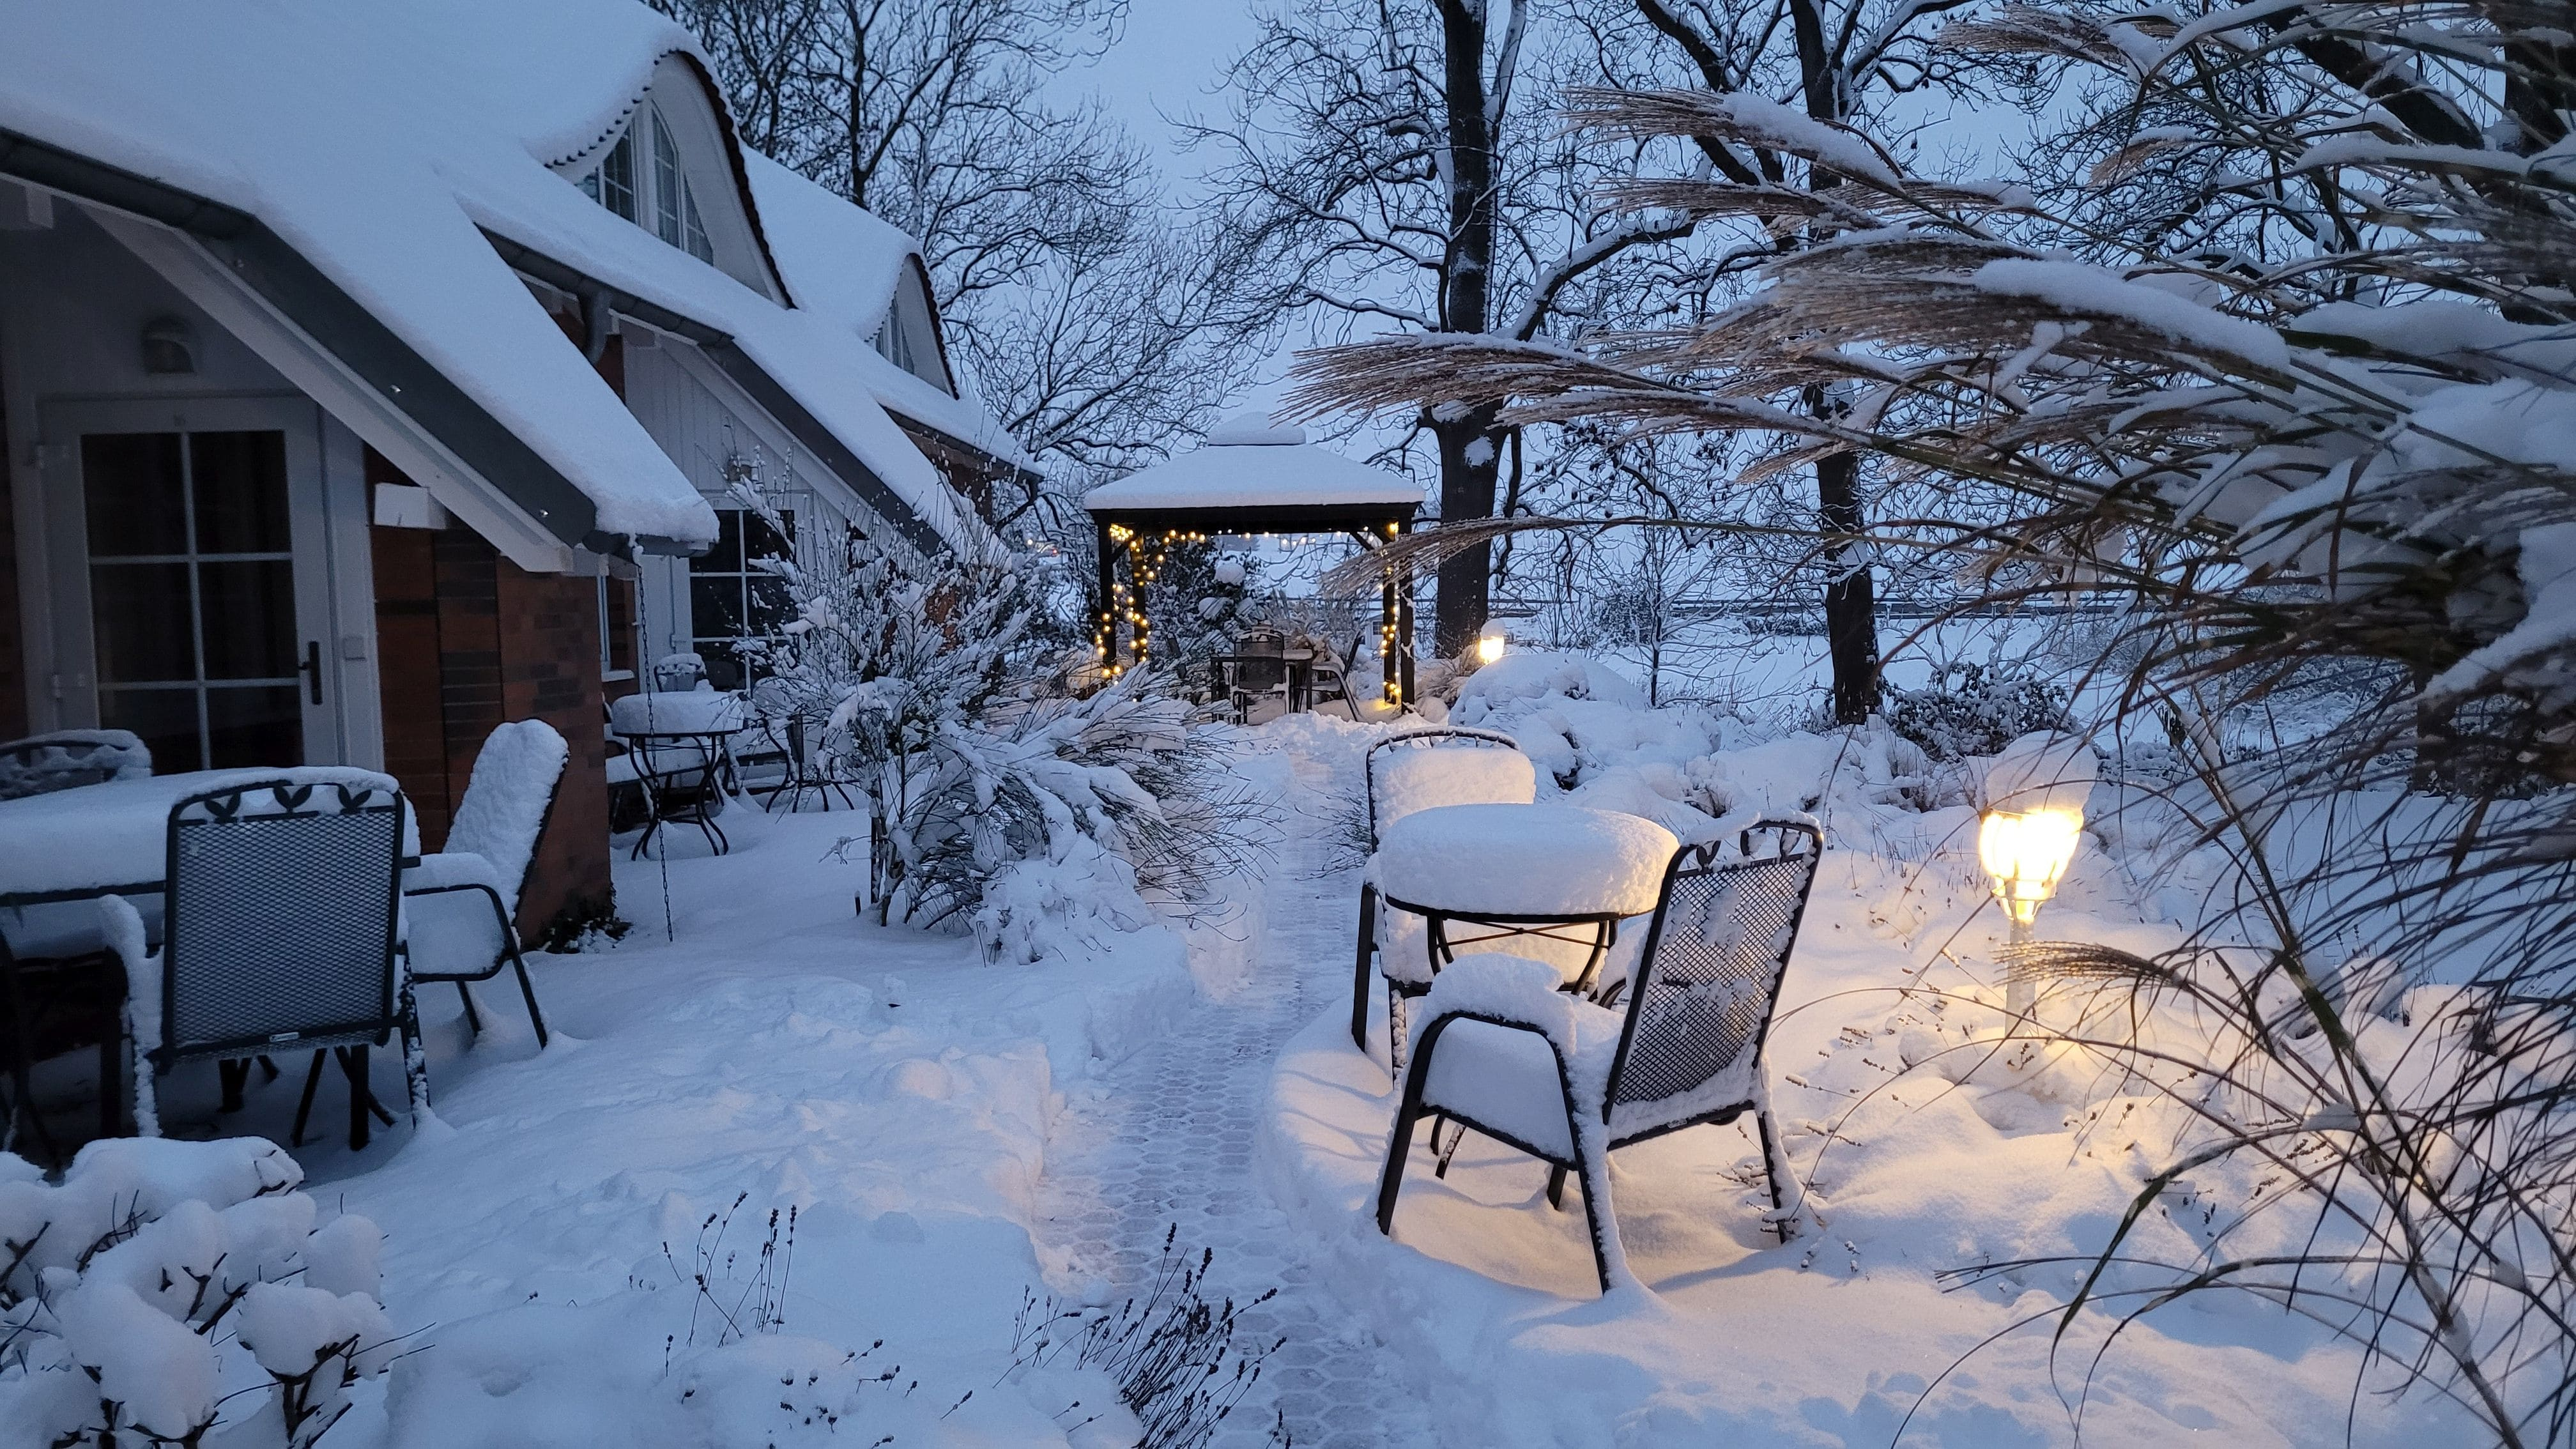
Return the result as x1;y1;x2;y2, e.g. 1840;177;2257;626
1979;805;2083;1014
1474;629;1506;666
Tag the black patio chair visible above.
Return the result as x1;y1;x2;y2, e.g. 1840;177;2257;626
0;729;150;801
1351;728;1533;1054
1376;820;1823;1294
404;720;567;1048
96;777;425;1153
746;680;855;813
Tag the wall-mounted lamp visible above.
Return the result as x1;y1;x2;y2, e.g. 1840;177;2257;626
141;316;196;375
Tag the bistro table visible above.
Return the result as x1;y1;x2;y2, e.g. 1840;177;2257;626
611;691;748;856
1368;802;1680;1067
0;766;411;1151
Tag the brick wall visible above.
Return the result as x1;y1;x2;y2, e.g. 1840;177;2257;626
368;446;611;944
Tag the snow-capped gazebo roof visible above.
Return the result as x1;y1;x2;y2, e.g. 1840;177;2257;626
1082;417;1422;532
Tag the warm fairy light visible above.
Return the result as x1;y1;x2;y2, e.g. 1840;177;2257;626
1978;807;2083;928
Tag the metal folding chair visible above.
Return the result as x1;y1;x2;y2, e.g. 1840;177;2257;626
1377;822;1823;1293
1350;728;1533;1055
97;777;424;1153
404;720;567;1048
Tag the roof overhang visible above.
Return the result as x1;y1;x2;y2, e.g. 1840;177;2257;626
1084;502;1418;534
484;233;955;561
0;125;676;570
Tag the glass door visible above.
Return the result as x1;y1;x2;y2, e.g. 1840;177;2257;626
45;400;337;774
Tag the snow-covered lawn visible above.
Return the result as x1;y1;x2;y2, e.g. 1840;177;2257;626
6;661;2472;1446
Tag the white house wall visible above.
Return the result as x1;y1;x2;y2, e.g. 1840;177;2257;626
619;332;869;661
0;199;383;766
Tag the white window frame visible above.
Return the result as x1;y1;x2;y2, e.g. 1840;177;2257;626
577;105;714;264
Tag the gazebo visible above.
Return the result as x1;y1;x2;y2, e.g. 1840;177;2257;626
1083;417;1423;705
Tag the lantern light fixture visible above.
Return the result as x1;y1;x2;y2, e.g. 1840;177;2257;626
1475;629;1506;666
1978;804;2083;1014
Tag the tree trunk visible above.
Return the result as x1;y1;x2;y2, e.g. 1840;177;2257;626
1431;0;1503;657
1788;0;1878;722
1818;448;1878;723
1432;408;1501;657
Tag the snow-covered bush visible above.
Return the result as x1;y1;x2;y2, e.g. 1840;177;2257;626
1883;662;2071;762
1;1138;390;1448
740;504;1275;944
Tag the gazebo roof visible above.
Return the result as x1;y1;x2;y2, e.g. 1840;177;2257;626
1082;418;1423;526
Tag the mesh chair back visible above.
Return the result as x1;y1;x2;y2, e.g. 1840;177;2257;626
1604;822;1822;1131
158;780;406;1062
1363;728;1527;847
0;730;151;801
443;720;569;918
1230;654;1289;695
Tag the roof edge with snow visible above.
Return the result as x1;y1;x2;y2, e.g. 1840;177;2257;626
0;123;647;554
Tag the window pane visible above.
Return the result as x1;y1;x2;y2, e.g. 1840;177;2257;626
197;560;298;679
99;687;205;774
690;575;744;640
203;685;302;770
746;575;792;635
82;433;187;557
691;510;743;573
602;132;637;220
188;431;291;553
652;111;684;245
683;184;713;263
91;561;197;684
745;507;793;562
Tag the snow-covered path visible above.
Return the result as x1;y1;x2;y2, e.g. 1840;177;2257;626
1039;741;1430;1449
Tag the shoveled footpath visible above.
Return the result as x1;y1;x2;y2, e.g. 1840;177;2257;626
1036;739;1430;1448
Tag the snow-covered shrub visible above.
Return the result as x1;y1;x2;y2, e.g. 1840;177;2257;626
1883;662;2071;763
740;503;1275;940
0;1138;390;1448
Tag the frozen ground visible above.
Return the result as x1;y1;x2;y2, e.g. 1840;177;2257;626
7;664;2473;1446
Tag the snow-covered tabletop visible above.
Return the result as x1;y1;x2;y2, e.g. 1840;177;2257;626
0;767;411;903
609;690;746;738
1376;803;1679;918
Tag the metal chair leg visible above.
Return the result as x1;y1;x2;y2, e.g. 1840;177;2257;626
455;980;484;1036
291;1048;327;1148
1756;1107;1795;1241
1349;884;1379;1054
1432;1117;1466;1178
218;1058;248;1113
509;951;549;1049
1546;1165;1568;1210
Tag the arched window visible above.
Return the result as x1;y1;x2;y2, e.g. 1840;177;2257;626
576;105;714;264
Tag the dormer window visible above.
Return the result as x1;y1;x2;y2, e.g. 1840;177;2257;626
576;105;713;264
873;260;956;395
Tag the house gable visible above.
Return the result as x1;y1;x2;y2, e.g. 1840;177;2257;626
551;53;787;305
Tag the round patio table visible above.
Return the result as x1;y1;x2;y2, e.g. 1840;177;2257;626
1368;802;1678;1065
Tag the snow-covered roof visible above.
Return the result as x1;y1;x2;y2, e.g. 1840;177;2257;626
0;0;999;560
1083;420;1423;517
741;155;1034;473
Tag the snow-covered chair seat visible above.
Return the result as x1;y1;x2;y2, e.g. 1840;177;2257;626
95;774;425;1153
0;728;151;802
1367;803;1678;1069
1376;821;1824;1295
1351;729;1535;1055
403;719;567;1048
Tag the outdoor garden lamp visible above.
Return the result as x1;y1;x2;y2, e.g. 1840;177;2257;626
1475;629;1506;666
1979;805;2082;938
